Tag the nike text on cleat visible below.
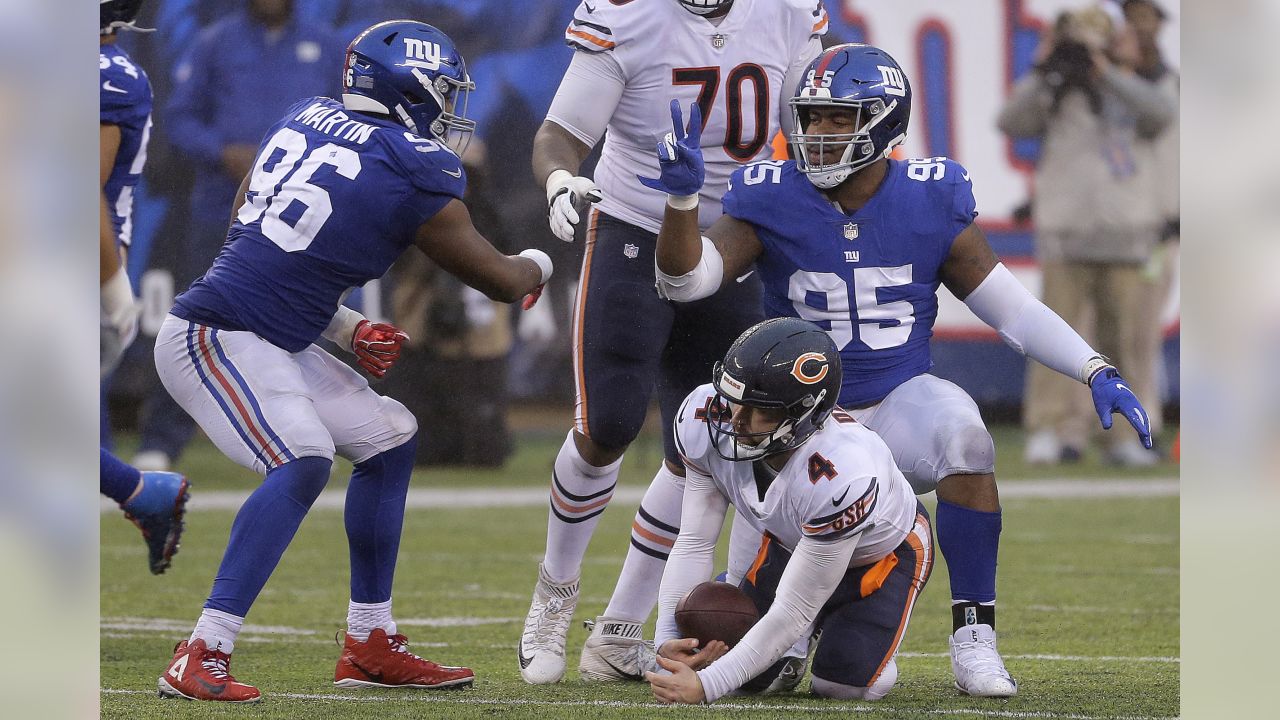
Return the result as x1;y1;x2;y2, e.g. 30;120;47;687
949;624;1018;697
334;628;474;689
123;472;190;575
518;563;579;684
579;616;656;682
157;639;261;703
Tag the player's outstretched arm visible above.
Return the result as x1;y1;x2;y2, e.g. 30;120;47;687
100;122;137;374
414;199;551;305
943;223;1153;448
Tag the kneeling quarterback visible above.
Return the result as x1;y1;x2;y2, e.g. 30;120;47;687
647;318;932;703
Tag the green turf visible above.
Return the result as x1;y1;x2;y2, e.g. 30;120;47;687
101;428;1178;719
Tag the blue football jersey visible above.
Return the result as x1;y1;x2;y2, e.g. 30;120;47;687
99;43;153;248
173;97;467;352
723;157;977;406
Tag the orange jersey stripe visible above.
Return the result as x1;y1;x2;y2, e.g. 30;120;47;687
744;533;772;586
867;513;934;686
572;211;599;437
567;28;616;49
632;521;676;548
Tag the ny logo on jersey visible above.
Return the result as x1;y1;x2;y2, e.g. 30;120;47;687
877;65;907;96
403;38;444;70
844;250;861;263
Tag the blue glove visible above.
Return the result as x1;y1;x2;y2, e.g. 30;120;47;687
1089;366;1153;449
637;99;705;197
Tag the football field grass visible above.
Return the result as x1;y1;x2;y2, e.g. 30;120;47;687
101;428;1178;719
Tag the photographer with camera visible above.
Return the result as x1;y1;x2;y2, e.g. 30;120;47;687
998;4;1175;467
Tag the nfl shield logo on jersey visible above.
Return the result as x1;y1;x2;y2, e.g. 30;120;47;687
843;222;859;240
623;243;639;259
711;34;725;49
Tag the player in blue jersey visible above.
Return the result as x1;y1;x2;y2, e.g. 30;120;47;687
151;21;553;703
99;0;192;576
641;44;1152;699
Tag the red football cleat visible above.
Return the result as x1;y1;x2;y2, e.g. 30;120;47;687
157;639;262;703
334;628;475;689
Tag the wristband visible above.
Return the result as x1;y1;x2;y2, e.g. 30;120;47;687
322;305;366;349
1081;355;1112;386
101;265;135;321
667;193;699;211
519;248;554;284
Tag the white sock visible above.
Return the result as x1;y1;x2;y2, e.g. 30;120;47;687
347;599;396;641
603;463;684;621
191;608;244;654
543;431;622;583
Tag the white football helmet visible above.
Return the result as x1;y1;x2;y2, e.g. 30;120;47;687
677;0;733;16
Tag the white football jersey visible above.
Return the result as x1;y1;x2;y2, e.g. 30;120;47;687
563;0;828;233
674;383;918;568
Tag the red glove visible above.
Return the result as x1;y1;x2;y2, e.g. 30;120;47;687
522;283;546;311
352;320;409;379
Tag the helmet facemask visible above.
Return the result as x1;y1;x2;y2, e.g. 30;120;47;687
677;0;733;16
790;95;902;189
413;71;476;156
706;363;830;462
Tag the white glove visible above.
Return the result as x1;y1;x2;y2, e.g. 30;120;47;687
546;169;602;242
101;265;139;376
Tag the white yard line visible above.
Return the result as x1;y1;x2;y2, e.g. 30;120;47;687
98;688;1178;720
100;478;1178;513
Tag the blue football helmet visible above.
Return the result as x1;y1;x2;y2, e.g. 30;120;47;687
707;318;842;462
677;0;734;15
100;0;152;35
790;43;911;189
342;20;476;153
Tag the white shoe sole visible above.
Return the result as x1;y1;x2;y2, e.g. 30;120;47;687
953;680;1018;698
333;677;474;689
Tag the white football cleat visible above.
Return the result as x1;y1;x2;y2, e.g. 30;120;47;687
518;563;579;684
579;616;656;681
949;624;1018;697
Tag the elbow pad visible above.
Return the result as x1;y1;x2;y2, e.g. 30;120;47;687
962;263;1098;382
655;236;724;302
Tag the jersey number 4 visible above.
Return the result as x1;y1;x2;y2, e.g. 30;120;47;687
673;65;770;161
789;266;915;350
236;127;363;252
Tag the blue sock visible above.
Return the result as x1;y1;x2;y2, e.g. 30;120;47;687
346;435;417;603
205;456;332;617
101;448;141;505
936;499;1001;609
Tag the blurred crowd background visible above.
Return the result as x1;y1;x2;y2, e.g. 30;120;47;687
102;0;1182;473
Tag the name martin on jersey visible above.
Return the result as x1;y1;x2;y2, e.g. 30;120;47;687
293;101;380;144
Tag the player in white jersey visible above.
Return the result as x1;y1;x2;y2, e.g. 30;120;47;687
646;317;932;704
519;0;830;685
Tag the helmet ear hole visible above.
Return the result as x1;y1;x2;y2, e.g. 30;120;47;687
402;90;425;106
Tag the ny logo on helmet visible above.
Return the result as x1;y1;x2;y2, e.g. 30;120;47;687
403;38;443;70
791;352;830;385
877;65;907;96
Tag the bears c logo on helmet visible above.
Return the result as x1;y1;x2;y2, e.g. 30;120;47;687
790;352;829;384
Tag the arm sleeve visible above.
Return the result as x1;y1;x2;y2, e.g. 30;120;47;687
996;73;1051;140
165;36;223;164
962;262;1100;383
654;469;729;650
544;49;626;148
696;534;859;703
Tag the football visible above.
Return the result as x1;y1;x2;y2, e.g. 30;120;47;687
674;581;760;648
